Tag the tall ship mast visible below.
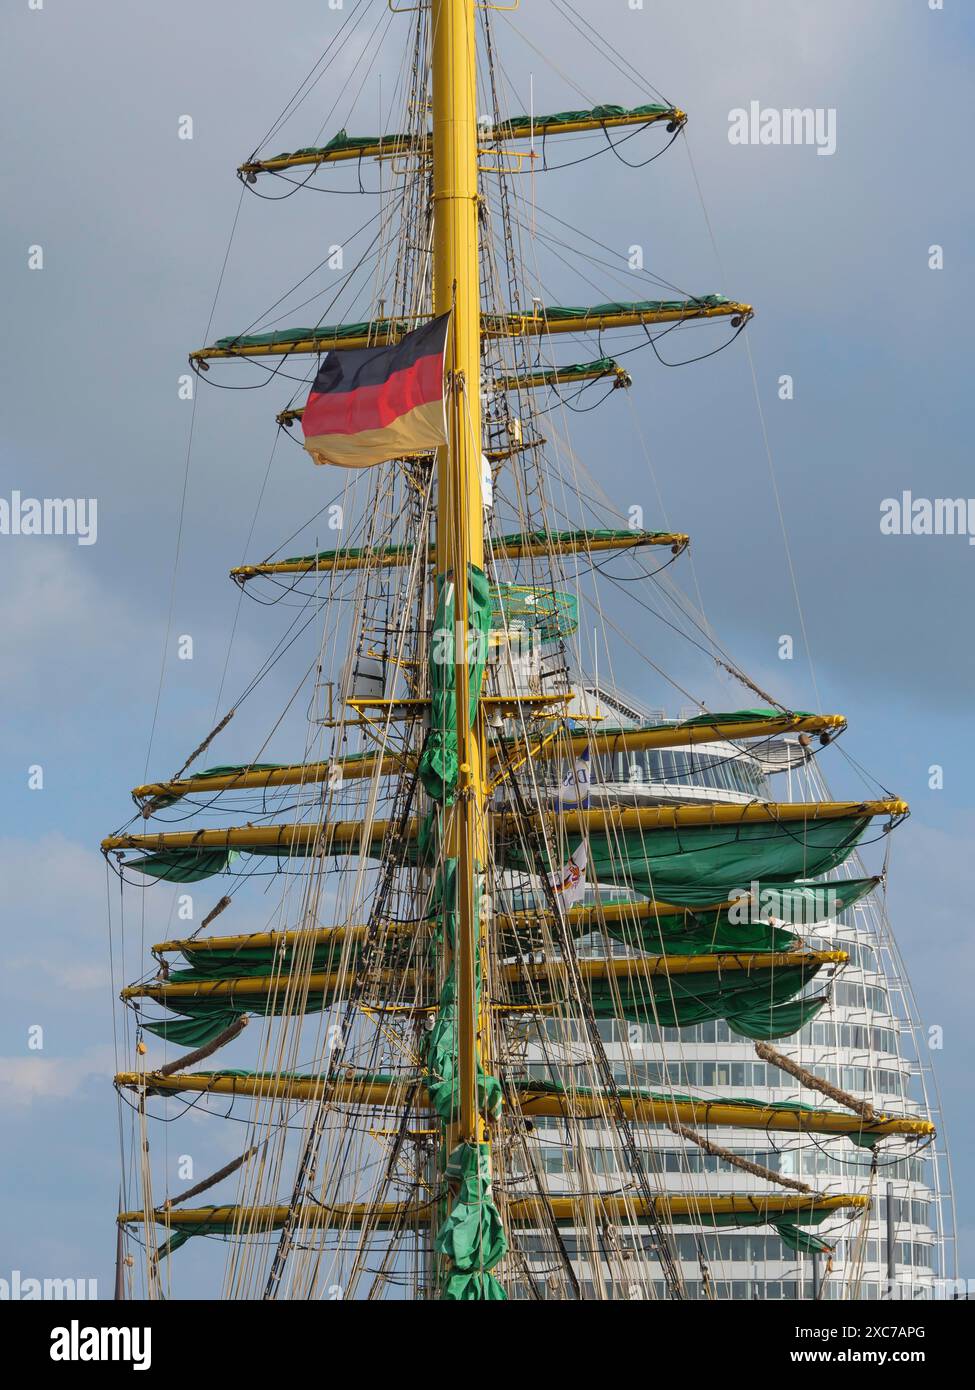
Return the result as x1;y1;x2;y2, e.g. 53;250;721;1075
105;1;949;1300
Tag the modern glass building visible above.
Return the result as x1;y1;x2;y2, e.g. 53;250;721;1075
509;684;954;1300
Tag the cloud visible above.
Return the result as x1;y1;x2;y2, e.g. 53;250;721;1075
0;546;143;700
0;1045;117;1109
0;832;107;919
11;959;112;993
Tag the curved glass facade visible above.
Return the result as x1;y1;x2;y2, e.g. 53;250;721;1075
602;744;772;800
515;704;953;1301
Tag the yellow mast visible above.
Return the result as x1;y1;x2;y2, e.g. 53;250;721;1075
432;0;486;1148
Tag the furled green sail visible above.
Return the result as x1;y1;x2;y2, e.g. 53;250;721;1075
213;299;730;352
436;1143;507;1302
508;875;878;955
502;817;873;907
423;842;506;1300
423;858;502;1124
139;958;828;1047
263;106;675;166
138;766;284;811
150;1196;834;1265
726;994;828;1041
505;959;828;1039
142;1009;243;1047
680;707;812;725
496;103;673;132
124;815;876;890
271;527;675;573
128;849;235;883
173;941;359;980
532;296;730;323
426;972;503;1124
417;565;491;804
268;129;419;160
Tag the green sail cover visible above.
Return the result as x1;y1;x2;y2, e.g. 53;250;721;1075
127;829;385;883
139;976;827;1047
506;960;827;1036
282;542;415;565
425;970;503;1124
772;1215;835;1256
665;1207;839;1252
140;964;414;1042
265;106;673;164
519;1078;862;1127
524;1198;844;1253
141;929;821;1041
726;875;879;925
213;300;728;352
152;1199;832;1264
142;764;285;810
619;915;800;957
423;851;506;1301
180;1070;875;1135
436;1143;508;1301
141;991;336;1044
268;129;419;160
174;941;357;980
681;707;813;726
504;816;873;908
156;1228;196;1261
215;318;412;350
582;707;818;742
496;527;672;549
124;816;876;896
170;763;283;781
534;295;729;322
142;1008;244;1047
277;528;671;570
128;849;234;883
726;994;828;1041
423;858;502;1124
480;911;797;959
502;357;620;385
146;1068;879;1152
602;875;879;955
498;103;671;131
418;565;491;803
584;963;823;1027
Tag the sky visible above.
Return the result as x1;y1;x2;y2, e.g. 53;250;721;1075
1;0;973;1297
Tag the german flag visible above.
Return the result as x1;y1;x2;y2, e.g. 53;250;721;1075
301;314;450;468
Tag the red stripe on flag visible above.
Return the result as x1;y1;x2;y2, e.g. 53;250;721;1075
302;352;443;440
